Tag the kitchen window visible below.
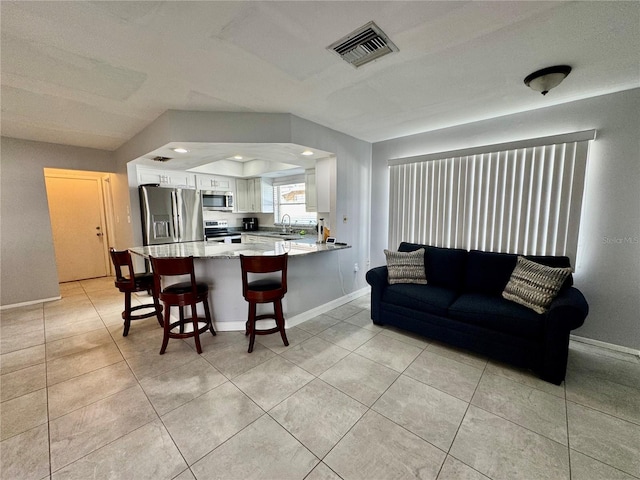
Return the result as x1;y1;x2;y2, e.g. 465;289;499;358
273;179;316;226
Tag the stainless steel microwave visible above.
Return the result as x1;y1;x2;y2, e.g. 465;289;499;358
202;191;233;211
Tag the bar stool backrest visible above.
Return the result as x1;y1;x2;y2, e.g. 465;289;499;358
110;248;136;290
240;253;288;297
150;256;198;297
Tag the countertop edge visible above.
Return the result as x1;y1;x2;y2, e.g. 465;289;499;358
129;240;351;259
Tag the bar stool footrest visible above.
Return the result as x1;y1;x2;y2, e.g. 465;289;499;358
249;314;282;335
166;318;212;339
122;303;163;321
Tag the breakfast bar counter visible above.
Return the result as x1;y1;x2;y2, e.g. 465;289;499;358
129;238;352;331
129;237;350;259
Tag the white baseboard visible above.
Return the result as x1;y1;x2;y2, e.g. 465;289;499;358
570;334;640;357
1;296;61;310
285;287;370;328
212;287;370;332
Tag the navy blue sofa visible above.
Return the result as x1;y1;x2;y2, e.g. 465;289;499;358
366;242;589;384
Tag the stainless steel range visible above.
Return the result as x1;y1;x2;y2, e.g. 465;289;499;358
204;220;242;243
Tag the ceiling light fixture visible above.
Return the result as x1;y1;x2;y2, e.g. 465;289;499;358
172;147;189;153
301;150;314;156
524;65;572;95
233;155;243;160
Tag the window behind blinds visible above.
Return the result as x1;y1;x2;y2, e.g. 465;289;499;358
388;131;594;263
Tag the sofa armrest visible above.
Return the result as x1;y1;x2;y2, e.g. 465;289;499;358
540;286;589;384
547;287;589;331
366;266;389;324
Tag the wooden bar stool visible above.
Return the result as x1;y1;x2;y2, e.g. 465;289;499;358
110;248;163;337
150;256;216;354
240;253;289;353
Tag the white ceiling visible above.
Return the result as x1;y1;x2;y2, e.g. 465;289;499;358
2;1;639;154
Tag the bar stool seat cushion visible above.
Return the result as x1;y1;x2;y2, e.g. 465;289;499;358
163;281;209;295
132;272;154;285
248;279;282;291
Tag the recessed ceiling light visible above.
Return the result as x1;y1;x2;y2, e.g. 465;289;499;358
233;155;243;160
173;147;189;153
301;150;314;156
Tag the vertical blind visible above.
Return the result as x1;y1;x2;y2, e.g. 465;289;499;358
388;131;595;263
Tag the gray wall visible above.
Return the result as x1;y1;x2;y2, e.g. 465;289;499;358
0;137;114;305
371;88;640;350
291;115;372;291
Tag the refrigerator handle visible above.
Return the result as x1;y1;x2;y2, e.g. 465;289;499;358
171;190;181;241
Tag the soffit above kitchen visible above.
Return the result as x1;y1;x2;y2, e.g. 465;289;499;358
1;1;639;152
131;142;334;178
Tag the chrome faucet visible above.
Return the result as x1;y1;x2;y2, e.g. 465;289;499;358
281;214;291;233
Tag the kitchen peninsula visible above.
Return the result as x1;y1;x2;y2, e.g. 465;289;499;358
129;237;351;331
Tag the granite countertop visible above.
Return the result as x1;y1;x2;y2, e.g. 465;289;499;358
129;238;350;259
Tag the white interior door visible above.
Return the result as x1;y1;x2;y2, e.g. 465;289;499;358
45;175;108;282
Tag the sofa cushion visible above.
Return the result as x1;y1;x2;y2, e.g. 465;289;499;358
398;242;467;290
463;250;517;295
449;293;545;339
463;250;574;295
383;284;458;317
502;256;573;314
384;248;427;285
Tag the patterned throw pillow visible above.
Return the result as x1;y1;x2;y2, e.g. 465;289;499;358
384;248;427;285
502;256;573;314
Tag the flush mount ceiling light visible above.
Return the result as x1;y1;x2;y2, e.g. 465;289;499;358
172;147;189;153
524;65;572;95
301;150;314;156
233;155;243;160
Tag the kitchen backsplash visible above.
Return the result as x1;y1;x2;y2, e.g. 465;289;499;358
202;211;275;228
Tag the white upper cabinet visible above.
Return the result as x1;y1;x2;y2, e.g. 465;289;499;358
315;159;331;212
305;168;317;212
236;178;250;212
235;177;273;213
257;178;274;213
137;166;196;188
196;174;235;192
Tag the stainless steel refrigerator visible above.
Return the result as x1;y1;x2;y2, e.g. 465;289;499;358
139;185;203;245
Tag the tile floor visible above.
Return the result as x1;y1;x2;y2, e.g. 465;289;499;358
1;277;639;480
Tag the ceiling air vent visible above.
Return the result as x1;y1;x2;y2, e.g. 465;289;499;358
152;156;172;162
328;21;398;68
